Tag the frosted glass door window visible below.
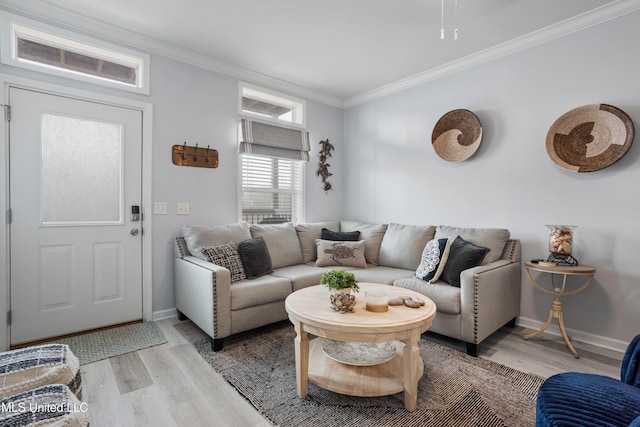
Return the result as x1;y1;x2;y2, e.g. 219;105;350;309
41;114;122;224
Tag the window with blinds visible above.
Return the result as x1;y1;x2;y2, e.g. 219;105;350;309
238;85;308;225
240;155;303;225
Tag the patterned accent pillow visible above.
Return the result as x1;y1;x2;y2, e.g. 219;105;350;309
315;239;367;268
440;236;490;288
201;243;246;283
415;237;451;283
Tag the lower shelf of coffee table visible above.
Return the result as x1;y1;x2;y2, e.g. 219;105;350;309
307;338;424;397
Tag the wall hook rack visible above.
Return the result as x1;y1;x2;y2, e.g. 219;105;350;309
172;142;218;168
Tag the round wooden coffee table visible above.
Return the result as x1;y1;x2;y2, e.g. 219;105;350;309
285;283;436;411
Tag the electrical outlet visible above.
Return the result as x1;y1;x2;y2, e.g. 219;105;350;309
153;202;168;215
177;202;190;215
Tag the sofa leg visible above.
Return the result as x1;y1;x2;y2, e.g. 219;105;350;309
466;342;480;357
211;338;224;352
505;317;517;328
177;310;188;321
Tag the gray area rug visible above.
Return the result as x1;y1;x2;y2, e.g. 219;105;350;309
55;321;167;365
194;321;544;427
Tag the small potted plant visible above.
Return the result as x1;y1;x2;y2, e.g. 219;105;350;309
320;270;359;313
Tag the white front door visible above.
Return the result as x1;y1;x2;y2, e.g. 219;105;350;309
9;87;143;345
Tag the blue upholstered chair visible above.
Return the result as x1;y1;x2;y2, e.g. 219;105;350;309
536;334;640;427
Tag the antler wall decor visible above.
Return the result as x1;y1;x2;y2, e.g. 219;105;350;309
317;139;334;192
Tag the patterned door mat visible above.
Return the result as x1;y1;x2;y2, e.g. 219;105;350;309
53;322;167;365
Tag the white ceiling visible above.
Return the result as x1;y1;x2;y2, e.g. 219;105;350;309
2;0;637;106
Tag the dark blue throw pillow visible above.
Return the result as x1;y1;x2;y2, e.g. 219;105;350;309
440;236;489;288
237;236;273;279
321;228;360;241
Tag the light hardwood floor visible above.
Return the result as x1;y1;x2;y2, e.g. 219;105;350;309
80;317;624;427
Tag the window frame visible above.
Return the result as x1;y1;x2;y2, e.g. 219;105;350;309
239;82;306;128
0;12;150;95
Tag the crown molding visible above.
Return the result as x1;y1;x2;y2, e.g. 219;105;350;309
0;0;345;108
2;0;639;110
343;0;640;108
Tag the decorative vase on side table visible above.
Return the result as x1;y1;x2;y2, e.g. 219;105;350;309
547;225;578;266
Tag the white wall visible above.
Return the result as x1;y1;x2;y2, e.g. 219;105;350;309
344;11;640;346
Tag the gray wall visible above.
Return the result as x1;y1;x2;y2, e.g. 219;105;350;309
0;41;345;321
343;10;640;346
149;56;346;313
148;56;345;313
2;7;637;349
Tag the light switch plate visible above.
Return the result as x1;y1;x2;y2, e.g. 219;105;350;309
177;202;190;215
153;202;167;215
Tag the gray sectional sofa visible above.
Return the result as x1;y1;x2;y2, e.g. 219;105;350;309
174;220;521;356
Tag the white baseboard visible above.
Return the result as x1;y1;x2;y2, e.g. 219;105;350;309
152;308;178;321
517;316;627;354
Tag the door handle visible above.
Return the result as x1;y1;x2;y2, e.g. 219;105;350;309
130;228;139;236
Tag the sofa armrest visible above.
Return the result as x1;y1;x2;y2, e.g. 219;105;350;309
459;259;521;344
174;255;232;340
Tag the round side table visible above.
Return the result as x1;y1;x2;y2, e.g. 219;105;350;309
523;261;595;358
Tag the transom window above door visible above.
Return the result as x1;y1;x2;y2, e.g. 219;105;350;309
0;12;150;94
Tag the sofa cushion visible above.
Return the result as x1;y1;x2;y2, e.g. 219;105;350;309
378;223;436;271
271;264;330;292
201;243;246;283
340;221;388;265
295;221;340;263
415;237;451;283
237;236;273;279
435;225;510;265
347;266;414;285
440;236;489;288
251;223;304;269
394;278;461;315
230;275;292;311
182;223;252;261
321;228;360;241
315;239;367;268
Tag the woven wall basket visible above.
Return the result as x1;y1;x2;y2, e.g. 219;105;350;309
546;104;634;172
432;109;483;162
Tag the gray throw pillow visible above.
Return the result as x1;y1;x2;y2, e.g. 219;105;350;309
201;243;246;283
440;236;489;288
237;236;273;279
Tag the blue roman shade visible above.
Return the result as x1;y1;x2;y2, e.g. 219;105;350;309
240;119;310;161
